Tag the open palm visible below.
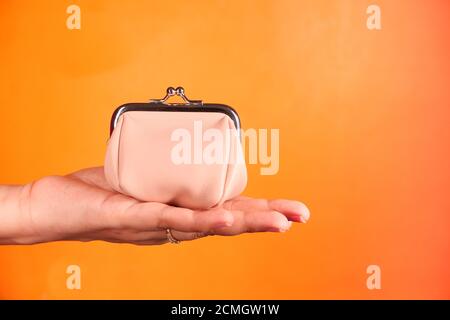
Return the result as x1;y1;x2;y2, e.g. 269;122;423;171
17;167;309;245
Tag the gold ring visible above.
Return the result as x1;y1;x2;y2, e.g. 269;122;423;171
166;229;180;244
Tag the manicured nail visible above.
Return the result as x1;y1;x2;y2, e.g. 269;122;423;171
279;221;292;232
300;215;309;223
299;204;310;223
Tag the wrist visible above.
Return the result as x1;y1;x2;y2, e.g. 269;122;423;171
0;183;37;244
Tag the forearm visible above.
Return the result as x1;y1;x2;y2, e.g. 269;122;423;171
0;184;32;244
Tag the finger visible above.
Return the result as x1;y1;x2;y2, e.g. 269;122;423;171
129;210;291;241
213;210;291;236
170;230;209;242
226;198;310;223
102;230;164;242
102;238;169;246
112;230;209;242
119;203;234;233
268;199;310;223
129;229;209;242
130;239;169;246
243;210;291;233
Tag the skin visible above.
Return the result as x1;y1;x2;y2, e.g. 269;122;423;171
0;167;310;245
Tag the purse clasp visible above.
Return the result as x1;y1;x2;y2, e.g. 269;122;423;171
150;87;203;106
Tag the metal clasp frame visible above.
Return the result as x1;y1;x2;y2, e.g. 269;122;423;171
150;87;202;106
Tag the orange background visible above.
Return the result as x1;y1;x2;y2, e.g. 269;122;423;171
0;0;449;299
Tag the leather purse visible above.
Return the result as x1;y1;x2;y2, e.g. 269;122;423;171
104;87;247;209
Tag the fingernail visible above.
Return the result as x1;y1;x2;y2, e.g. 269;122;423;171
278;221;292;232
299;205;310;223
300;215;309;223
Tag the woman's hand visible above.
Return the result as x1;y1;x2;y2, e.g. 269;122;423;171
1;167;309;245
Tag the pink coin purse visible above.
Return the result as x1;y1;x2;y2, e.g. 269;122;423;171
104;87;247;209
